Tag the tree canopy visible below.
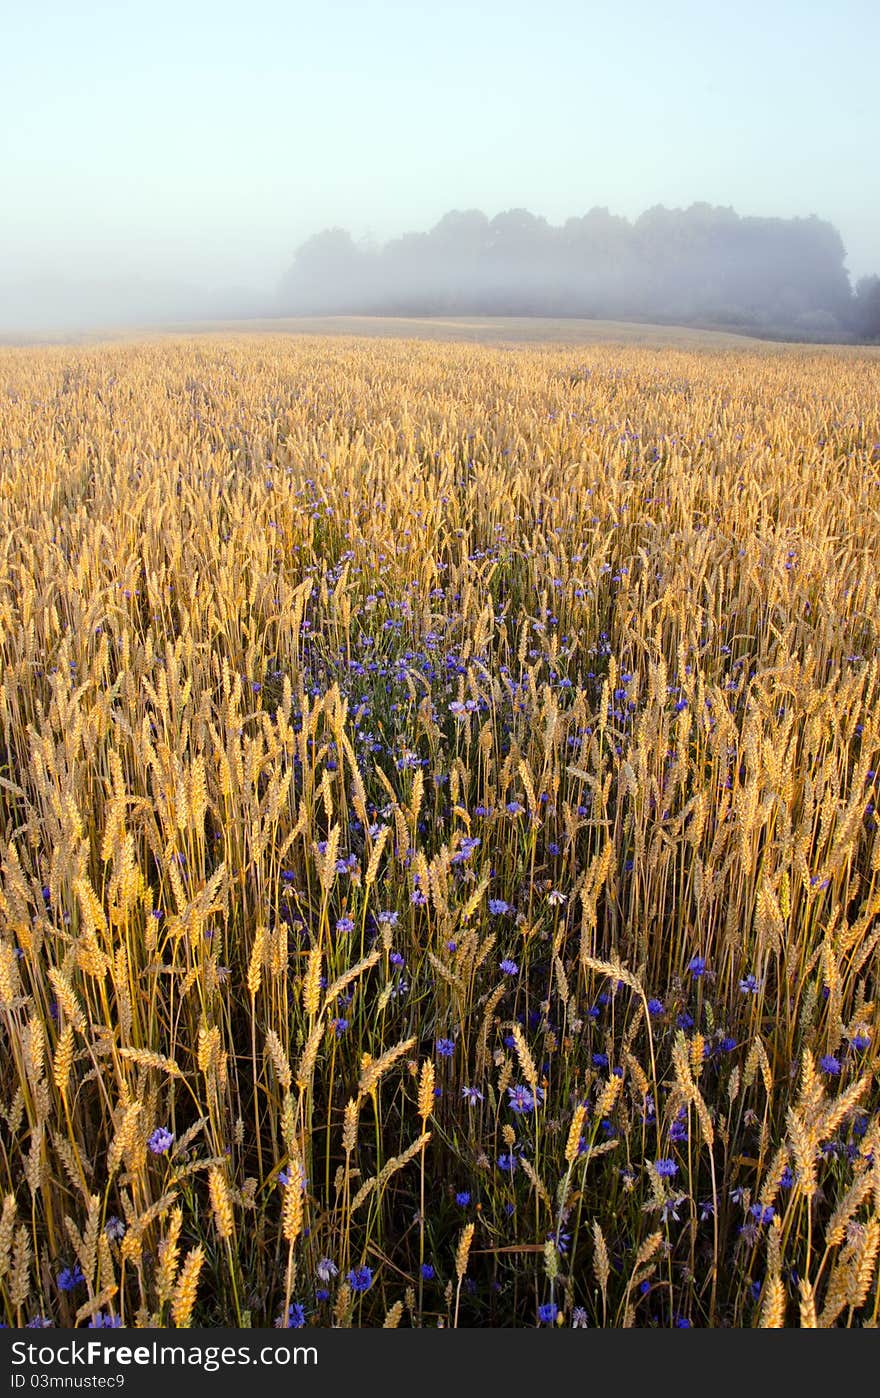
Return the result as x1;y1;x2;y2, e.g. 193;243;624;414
279;204;879;341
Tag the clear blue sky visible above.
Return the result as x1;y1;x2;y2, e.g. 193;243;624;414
1;0;878;301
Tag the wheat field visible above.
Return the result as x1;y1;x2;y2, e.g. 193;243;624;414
0;333;878;1329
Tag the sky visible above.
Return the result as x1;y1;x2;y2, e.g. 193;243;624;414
1;0;878;324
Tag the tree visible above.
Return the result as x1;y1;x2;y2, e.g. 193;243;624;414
851;276;880;340
276;204;868;340
278;229;370;313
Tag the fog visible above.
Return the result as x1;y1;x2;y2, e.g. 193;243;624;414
4;203;878;344
2;1;878;340
0;274;274;337
278;205;880;341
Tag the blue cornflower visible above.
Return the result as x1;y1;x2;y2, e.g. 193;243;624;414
57;1265;85;1292
87;1313;122;1328
820;1054;841;1076
687;956;706;978
276;1302;306;1328
669;1112;689;1144
332;1018;350;1037
455;1191;471;1206
461;1086;484;1105
506;801;525;815
592;1053;609;1069
335;916;355;934
489;899;511;915
500;959;519;976
497;1152;518;1174
507;1084;535;1114
661;1195;687;1223
779;1166;794;1189
421;1264;435;1280
538;1302;558;1324
377;910;399;926
674;1316;692;1328
849;1030;871;1052
389;951;405;967
749;1204;775;1225
348;1266;373;1293
315;1288;330;1302
739;973;760;995
316;1258;338;1282
147;1127;173;1155
647;998;664;1017
436;1038;455;1058
653;1158;678;1179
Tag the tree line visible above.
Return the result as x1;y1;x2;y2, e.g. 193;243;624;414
279;204;880;342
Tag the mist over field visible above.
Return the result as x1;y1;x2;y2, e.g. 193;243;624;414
277;205;880;342
0;275;274;338
2;1;879;341
4;202;879;343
